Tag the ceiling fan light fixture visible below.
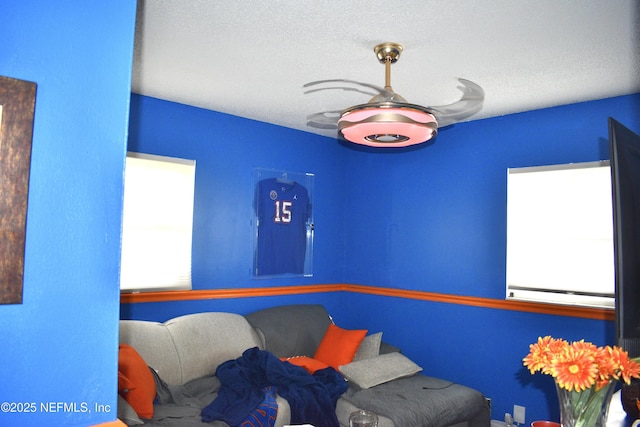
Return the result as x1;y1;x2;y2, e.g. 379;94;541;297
338;104;438;147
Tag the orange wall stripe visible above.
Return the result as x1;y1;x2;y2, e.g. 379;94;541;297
120;284;342;303
120;283;614;321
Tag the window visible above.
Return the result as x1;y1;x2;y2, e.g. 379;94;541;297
120;152;196;292
506;161;614;308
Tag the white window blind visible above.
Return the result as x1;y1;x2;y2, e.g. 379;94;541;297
120;152;196;292
506;161;614;308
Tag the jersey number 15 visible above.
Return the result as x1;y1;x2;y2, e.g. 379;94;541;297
274;200;292;223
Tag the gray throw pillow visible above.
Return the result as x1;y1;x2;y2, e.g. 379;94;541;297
339;352;422;389
353;332;382;361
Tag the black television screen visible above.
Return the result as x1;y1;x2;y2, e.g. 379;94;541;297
609;117;640;358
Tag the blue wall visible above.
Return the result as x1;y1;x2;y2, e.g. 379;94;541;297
123;92;640;423
126;95;348;289
0;2;135;426
343;95;640;298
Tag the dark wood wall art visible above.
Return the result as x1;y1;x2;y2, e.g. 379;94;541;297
0;76;37;304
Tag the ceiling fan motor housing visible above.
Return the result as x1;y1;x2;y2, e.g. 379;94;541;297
338;102;438;147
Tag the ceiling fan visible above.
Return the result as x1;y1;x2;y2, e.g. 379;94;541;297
303;42;485;148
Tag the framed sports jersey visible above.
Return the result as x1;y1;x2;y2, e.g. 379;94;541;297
253;168;314;277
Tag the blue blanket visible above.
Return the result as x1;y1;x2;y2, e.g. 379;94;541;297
201;347;347;427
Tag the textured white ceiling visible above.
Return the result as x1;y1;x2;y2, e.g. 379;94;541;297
131;0;640;140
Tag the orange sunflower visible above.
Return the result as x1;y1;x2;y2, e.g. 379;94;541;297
551;345;598;391
602;345;640;384
523;336;568;375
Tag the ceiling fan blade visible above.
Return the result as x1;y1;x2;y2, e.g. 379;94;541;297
306;110;342;130
304;85;379;98
428;78;485;128
303;79;392;98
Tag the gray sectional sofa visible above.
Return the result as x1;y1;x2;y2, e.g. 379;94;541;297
118;304;490;427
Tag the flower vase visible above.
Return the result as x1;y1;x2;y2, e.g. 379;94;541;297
556;382;616;427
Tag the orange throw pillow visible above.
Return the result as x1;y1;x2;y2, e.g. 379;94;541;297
281;356;330;374
313;324;367;369
118;344;156;419
118;371;135;392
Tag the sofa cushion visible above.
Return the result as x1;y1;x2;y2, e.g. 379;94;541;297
118;344;156;418
314;324;367;369
120;312;263;385
117;395;144;426
339;352;422;389
119;319;182;384
246;304;333;358
341;374;490;427
164;312;263;384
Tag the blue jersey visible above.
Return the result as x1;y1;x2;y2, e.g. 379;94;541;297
256;178;310;275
